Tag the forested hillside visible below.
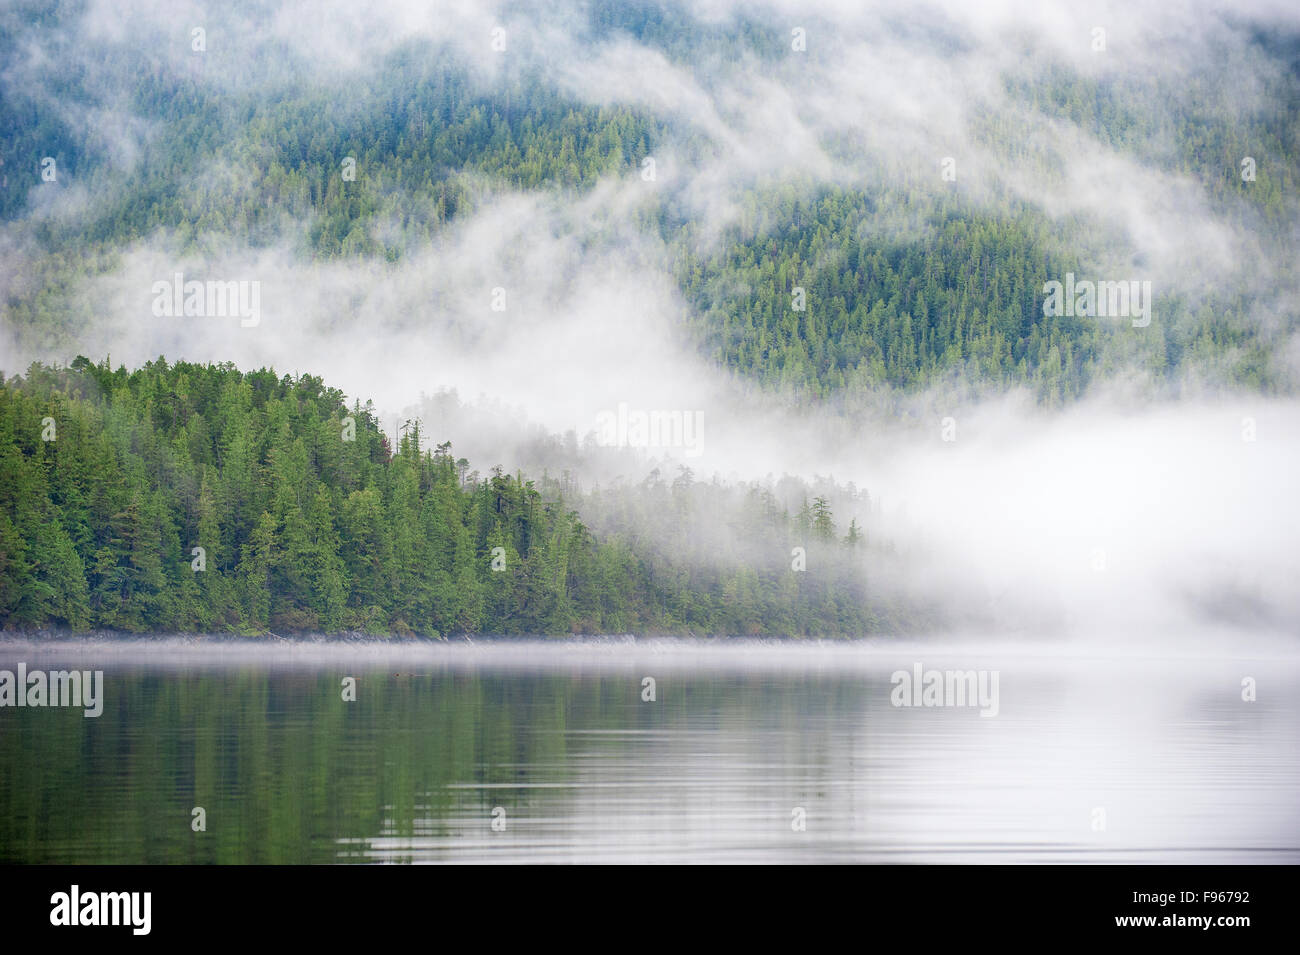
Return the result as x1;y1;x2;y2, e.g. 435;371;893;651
673;188;1094;403
0;359;916;636
3;2;1296;404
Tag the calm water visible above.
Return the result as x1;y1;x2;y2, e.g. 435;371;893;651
1;638;1297;863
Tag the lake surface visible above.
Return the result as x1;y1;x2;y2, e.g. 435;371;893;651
1;637;1297;863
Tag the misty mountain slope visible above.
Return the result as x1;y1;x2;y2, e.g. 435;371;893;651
673;186;1094;403
998;51;1300;229
3;0;1298;408
673;183;1293;404
4;54;663;257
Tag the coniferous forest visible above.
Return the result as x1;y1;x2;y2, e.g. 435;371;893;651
1;0;1297;637
1;358;911;636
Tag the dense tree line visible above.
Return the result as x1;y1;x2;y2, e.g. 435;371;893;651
0;359;910;636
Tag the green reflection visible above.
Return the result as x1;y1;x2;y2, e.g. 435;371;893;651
0;664;862;863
